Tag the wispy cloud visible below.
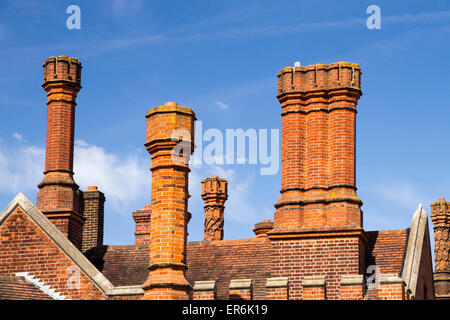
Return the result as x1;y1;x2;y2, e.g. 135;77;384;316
12;132;23;141
216;101;230;110
372;180;425;208
111;0;144;18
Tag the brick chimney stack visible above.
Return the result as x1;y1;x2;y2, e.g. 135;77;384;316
431;198;450;299
201;176;228;241
132;205;151;245
37;55;84;250
142;102;196;300
274;62;363;231
81;186;105;252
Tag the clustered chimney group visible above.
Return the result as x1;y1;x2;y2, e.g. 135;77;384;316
35;55;450;300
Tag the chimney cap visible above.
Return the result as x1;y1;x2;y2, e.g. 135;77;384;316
253;220;274;237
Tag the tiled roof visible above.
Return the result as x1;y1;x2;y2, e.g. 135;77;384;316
186;237;272;300
84;238;272;299
0;275;54;300
84;245;149;287
365;229;410;275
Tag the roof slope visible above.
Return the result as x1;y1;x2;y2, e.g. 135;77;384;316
186;238;272;300
84;245;149;287
365;229;409;275
0;275;53;300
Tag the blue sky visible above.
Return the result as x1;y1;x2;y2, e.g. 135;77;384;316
0;0;450;246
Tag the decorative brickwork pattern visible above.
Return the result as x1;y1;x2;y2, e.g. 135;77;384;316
201;176;228;241
431;198;450;299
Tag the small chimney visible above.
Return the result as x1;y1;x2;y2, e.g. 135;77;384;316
132;205;151;245
253;220;273;238
81;186;105;252
201;176;228;241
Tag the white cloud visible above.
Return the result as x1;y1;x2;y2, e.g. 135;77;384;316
0;143;44;194
0;138;149;214
74;140;149;212
216;101;230;110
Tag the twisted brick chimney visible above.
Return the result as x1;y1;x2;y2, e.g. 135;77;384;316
142;102;196;300
37;55;84;250
431;198;450;299
201;176;228;241
274;62;363;231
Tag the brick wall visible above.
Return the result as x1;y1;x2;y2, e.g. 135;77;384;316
0;207;105;299
269;233;365;300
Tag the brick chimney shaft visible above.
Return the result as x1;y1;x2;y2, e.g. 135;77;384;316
201;176;228;241
142;102;196;300
37;55;84;250
274;62;363;231
81;187;105;252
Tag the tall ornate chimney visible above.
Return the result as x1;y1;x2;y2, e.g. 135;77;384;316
37;55;84;250
142;102;196;300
